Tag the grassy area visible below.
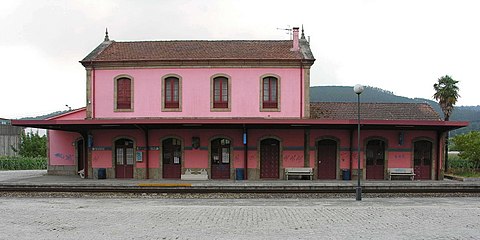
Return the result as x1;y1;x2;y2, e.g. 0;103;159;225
0;156;47;170
447;154;480;178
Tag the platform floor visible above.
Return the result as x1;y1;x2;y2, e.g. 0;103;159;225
1;170;479;189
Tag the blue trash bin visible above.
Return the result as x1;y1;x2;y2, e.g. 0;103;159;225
342;169;351;180
98;168;106;179
235;168;245;180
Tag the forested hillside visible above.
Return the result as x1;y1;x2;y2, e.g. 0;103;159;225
310;86;480;136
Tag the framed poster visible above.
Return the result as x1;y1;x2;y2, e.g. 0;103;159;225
136;151;143;162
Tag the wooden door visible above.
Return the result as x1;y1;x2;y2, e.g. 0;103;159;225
76;139;84;172
211;138;231;179
366;140;385;180
260;138;280;179
162;138;182;179
317;139;337;180
115;139;134;178
414;140;432;180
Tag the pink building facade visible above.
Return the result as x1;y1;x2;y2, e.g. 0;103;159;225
14;28;466;180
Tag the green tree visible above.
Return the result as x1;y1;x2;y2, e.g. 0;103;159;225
451;131;480;170
433;75;460;171
433;75;460;121
19;130;47;158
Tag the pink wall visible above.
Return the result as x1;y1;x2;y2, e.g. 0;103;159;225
48;109;86;120
93;68;303;118
49;130;81;166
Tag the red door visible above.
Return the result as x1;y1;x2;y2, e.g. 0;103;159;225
414;140;432;180
162;138;182;179
211;138;231;179
317;139;337;179
366;140;385;180
260;138;280;179
115;139;134;179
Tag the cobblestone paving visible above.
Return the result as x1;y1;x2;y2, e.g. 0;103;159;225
0;197;479;239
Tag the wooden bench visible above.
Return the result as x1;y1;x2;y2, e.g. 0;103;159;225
181;169;208;180
285;168;313;180
388;168;415;180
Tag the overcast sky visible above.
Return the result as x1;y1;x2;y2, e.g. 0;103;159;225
1;0;479;119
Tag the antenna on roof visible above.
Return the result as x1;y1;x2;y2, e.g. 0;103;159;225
104;28;110;41
276;25;292;40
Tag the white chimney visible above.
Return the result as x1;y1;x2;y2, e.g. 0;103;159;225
292;27;300;51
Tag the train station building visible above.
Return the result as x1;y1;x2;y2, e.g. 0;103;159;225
13;27;467;180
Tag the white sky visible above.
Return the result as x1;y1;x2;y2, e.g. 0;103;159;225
1;0;479;119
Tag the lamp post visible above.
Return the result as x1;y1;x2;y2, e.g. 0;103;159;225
353;84;364;201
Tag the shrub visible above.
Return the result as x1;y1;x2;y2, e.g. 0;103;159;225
0;156;47;170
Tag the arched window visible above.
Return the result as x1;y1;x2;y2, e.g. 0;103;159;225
164;77;179;109
115;76;133;111
262;76;278;108
213;76;229;109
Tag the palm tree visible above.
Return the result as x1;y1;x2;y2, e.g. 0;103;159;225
433;75;460;172
433;75;460;121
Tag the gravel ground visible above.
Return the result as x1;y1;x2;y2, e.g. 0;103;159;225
0;195;479;240
1;191;480;199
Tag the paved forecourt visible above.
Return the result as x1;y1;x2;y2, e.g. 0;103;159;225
0;196;479;239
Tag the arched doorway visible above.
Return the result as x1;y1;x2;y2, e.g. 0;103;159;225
76;139;84;172
414;140;433;180
366;139;385;180
115;138;134;178
317;139;337;180
162;138;182;179
210;138;231;179
260;138;280;179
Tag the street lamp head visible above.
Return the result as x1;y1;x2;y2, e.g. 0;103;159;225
354;84;364;95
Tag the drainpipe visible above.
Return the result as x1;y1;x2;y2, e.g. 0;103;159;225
300;61;303;118
243;125;248;180
135;125;149;179
90;62;96;119
436;130;442;180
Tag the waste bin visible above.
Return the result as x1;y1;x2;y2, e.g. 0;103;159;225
98;168;106;179
342;169;351;180
235;168;245;180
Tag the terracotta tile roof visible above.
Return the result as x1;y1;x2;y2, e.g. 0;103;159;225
310;102;441;121
82;40;310;62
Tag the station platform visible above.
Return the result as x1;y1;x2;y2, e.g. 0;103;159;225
1;170;479;193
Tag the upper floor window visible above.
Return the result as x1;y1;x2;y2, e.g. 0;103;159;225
261;76;280;111
164;77;179;109
212;76;230;110
115;76;133;111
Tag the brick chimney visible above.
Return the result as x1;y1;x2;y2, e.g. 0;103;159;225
292;27;300;51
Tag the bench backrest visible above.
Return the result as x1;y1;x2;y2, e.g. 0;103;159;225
388;168;414;174
285;168;313;173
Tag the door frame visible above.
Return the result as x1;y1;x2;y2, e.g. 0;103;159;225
412;137;435;180
75;137;85;173
257;136;283;180
363;137;388;180
111;136;136;179
160;136;184;179
315;136;340;180
208;135;234;179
